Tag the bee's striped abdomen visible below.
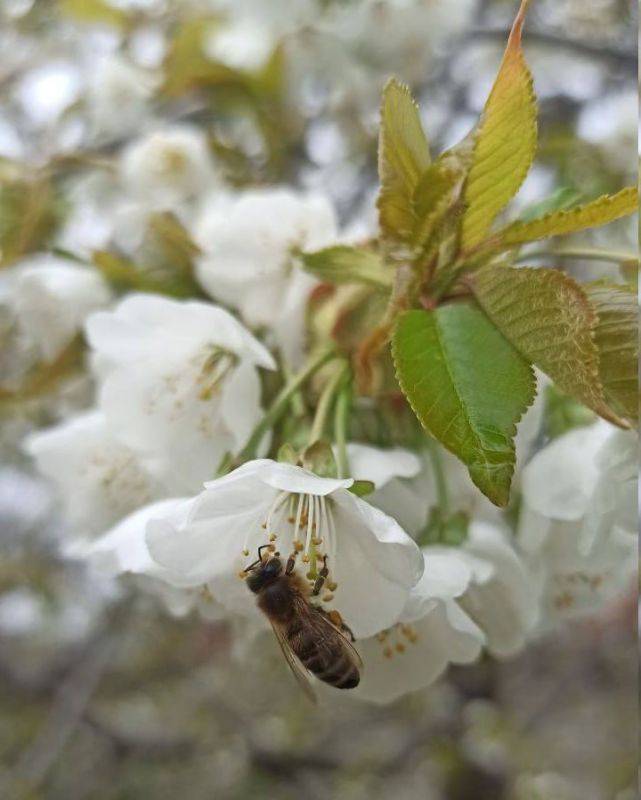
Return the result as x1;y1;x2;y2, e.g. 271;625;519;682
287;620;360;690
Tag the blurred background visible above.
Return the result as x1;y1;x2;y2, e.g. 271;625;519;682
0;1;637;798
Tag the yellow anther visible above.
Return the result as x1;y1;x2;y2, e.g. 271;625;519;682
237;571;247;580
327;581;337;592
269;533;277;542
383;646;393;659
242;548;250;556
376;631;388;642
267;544;276;552
322;592;334;602
395;643;406;654
312;537;322;546
302;554;310;563
288;516;295;523
294;541;304;552
261;522;267;529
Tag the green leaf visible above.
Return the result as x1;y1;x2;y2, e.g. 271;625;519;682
0;178;62;267
519;187;583;222
461;0;537;250
377;79;431;242
495;187;638;248
277;443;299;465
392;306;535;506
58;0;128;28
140;212;201;277
419;508;469;547
92;251;200;298
348;480;376;497
300;246;392;289
302;441;338;478
467;264;631;429
411;162;461;249
162;18;238;96
584;283;638;425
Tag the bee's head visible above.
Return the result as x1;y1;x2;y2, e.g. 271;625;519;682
245;555;283;594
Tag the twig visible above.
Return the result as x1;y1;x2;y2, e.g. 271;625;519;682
2;603;128;799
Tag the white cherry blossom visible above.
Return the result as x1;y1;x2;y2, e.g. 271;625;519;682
145;459;425;639
193;188;337;364
351;546;485;703
85;294;275;494
518;421;638;624
24;410;162;538
120;125;219;210
11;255;111;362
86;54;158;140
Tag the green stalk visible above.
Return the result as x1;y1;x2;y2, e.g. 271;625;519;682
426;436;448;515
237;347;337;462
333;378;353;479
309;360;349;444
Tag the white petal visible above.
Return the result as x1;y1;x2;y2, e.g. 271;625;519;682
344;443;422;488
86;293;275;369
327;491;424;638
243;459;354;496
521;421;613;521
146;477;277;616
76;498;194;576
401;547;475;623
459;521;539;657
352;600;484;704
219;361;264;450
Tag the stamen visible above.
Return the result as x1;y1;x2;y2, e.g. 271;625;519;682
292;493;305;545
265;491;288;533
325;499;338;563
303;494;315;556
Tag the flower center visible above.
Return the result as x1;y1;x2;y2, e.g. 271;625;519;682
241;491;339;601
376;624;419;659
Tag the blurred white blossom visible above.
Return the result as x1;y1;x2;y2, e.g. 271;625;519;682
120;125;220;210
86;54;159;140
85;293;276;494
194;188;337;364
25;410;162;538
518;421;637;625
11;255;112;362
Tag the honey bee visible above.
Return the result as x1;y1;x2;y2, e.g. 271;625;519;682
244;545;362;700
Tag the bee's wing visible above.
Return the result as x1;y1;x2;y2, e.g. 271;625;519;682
269;621;318;704
313;608;363;671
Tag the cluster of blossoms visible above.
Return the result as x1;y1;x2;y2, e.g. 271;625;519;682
2;0;636;705
19;277;636;702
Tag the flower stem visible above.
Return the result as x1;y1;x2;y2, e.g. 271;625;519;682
237;347;337;463
334;378;353;479
426;436;448;515
309;360;349;444
517;247;639;266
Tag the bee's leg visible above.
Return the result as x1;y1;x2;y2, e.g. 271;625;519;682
312;555;329;596
285;550;298;575
326;609;356;642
